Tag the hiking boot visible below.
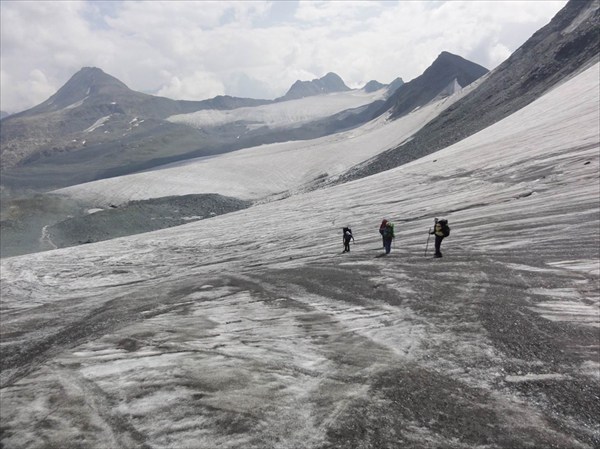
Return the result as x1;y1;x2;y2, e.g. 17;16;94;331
434;253;442;258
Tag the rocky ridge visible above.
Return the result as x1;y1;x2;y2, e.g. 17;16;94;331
341;0;600;181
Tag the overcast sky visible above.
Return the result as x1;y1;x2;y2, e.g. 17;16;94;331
1;0;567;113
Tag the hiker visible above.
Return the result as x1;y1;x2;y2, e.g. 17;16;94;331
342;226;354;252
381;221;395;254
429;218;450;258
379;219;388;247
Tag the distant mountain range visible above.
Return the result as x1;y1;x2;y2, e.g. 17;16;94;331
0;51;488;192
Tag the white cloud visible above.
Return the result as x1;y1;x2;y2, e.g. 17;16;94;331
488;43;513;70
294;0;385;23
0;0;567;113
0;68;55;114
1;0;111;110
156;71;225;101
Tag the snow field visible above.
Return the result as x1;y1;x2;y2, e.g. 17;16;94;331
0;63;598;449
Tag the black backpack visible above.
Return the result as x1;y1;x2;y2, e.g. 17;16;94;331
438;219;450;237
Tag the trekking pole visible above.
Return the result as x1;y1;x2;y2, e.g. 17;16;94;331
424;228;431;257
425;218;437;257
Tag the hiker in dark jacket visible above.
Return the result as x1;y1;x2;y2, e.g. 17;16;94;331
342;226;354;252
430;218;445;258
381;221;395;254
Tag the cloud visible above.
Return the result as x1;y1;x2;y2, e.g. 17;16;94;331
156;71;225;100
0;0;567;113
0;68;56;115
225;72;275;99
294;0;386;23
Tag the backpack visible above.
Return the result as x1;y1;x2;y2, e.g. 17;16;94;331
438;219;450;237
384;222;395;238
343;227;353;239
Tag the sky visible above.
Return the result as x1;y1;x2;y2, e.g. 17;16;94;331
0;0;567;114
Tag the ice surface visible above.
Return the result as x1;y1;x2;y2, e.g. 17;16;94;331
1;64;599;448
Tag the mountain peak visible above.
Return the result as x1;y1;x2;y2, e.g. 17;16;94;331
69;66;127;85
320;72;345;84
78;66;107;74
363;80;386;93
279;72;350;101
385;51;488;119
32;67;131;113
432;51;475;66
437;50;458;59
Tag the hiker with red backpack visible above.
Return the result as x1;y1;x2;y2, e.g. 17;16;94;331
379;219;388;248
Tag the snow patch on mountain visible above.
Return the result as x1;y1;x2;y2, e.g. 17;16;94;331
64;97;88;110
431;78;463;102
84;115;111;133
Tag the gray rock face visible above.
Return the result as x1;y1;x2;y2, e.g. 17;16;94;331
385;77;405;96
363;80;386;92
278;72;351;101
363;78;406;96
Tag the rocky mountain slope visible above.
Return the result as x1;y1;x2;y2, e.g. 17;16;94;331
342;0;599;181
0;67;270;189
383;51;489;120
